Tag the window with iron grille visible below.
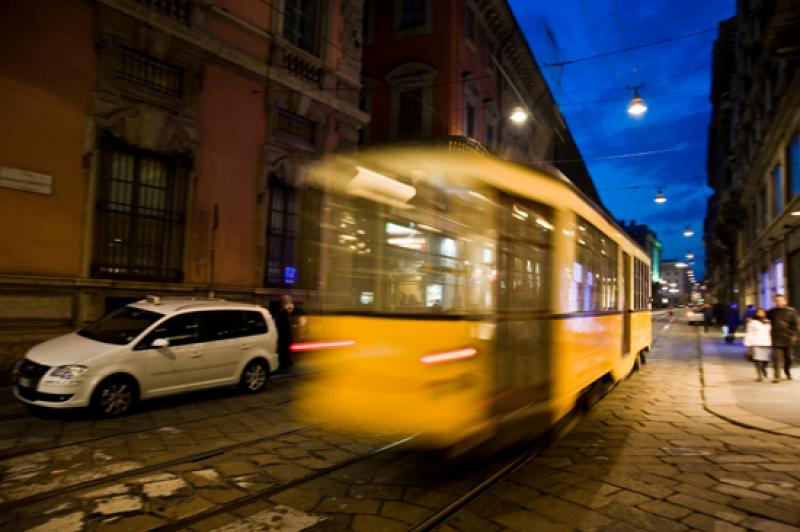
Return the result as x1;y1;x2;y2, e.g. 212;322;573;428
115;46;183;98
277;109;316;144
283;0;321;56
399;0;427;29
92;142;187;282
265;177;320;288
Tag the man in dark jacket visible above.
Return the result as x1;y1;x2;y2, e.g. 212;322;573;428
275;294;295;373
767;294;799;382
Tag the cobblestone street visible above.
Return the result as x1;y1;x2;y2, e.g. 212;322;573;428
2;314;800;531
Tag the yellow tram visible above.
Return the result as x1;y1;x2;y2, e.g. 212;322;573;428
294;145;651;452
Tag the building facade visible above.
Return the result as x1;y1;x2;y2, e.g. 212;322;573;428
705;0;800;309
0;0;367;379
660;260;691;307
359;0;601;204
619;220;663;306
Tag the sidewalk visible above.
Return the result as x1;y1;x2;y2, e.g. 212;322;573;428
700;327;800;437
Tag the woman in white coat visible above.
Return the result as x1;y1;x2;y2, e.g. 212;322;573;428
743;308;771;381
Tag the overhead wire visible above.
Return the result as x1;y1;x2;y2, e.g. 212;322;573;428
543;27;718;67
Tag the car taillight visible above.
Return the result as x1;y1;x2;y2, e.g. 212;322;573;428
420;347;477;365
290;340;355;352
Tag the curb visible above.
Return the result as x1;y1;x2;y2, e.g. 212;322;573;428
697;332;800;439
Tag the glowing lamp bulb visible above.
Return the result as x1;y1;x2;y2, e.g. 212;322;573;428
510;108;528;124
654;191;666;204
627;87;648;117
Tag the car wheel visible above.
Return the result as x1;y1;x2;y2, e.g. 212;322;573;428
240;359;269;393
91;376;138;417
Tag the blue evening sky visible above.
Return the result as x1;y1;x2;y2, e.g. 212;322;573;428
509;0;736;279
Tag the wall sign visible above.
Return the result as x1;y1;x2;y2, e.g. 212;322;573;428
0;166;53;195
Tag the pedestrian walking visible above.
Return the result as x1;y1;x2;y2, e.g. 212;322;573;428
275;294;296;373
744;304;756;323
743;307;771;381
766;294;799;382
725;303;741;344
703;303;713;333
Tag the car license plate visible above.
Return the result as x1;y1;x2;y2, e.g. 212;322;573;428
18;377;32;389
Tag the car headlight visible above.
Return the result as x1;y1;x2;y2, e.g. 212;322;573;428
50;365;89;380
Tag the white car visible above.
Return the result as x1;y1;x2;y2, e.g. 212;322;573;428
686;306;706;325
13;297;278;416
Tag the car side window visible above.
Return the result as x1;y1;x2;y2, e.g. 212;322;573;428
243;311;268;335
137;313;201;349
200;310;268;342
201;311;244;341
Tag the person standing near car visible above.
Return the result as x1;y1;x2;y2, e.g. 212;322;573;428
743;307;771;382
276;294;295;373
766;294;799;382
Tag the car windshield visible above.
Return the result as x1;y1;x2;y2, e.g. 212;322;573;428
78;306;164;345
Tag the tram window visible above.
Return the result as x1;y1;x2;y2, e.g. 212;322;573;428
319;166;499;315
498;197;552;312
575;218;618;312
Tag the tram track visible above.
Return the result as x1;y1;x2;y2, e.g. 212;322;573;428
0;375;299;461
153;434;417;532
0;421;322;515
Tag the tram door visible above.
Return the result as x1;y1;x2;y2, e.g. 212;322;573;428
622;252;631;355
493;195;552;414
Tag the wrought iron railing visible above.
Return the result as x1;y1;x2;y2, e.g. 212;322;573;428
115;46;183;98
135;0;190;24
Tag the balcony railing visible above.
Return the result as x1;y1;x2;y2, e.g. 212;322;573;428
286;51;322;87
136;0;191;24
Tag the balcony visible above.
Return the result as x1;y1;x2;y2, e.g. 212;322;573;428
135;0;190;25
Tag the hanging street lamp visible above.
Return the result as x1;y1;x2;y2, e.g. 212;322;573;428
683;226;694;237
627;85;648;117
510;107;528;124
654;190;667;204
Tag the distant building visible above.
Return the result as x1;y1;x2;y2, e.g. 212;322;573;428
661;260;691;307
359;0;602;204
705;1;800;308
619;220;663;306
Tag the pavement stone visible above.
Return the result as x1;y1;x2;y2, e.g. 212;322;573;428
4;316;800;531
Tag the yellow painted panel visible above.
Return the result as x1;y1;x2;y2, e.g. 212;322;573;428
295;316;493;446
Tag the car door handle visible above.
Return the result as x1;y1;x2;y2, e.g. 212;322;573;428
190;352;203;358
239;344;251;350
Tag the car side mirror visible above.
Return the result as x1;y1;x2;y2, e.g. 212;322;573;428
151;338;170;348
